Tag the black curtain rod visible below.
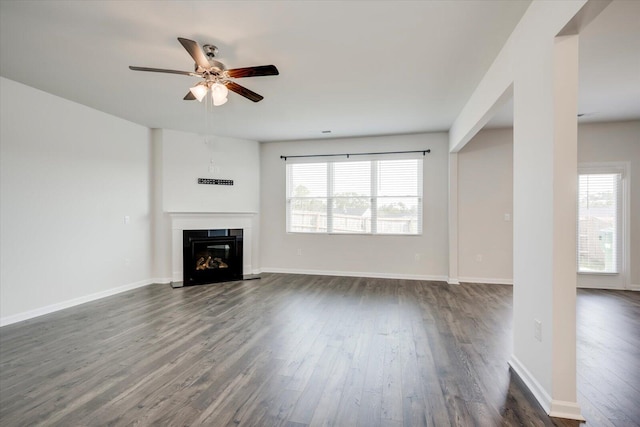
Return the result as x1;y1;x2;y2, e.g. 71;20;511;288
280;149;430;161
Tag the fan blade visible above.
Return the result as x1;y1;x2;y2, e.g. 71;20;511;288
184;91;196;101
177;37;210;70
225;81;264;102
227;65;279;78
129;66;199;76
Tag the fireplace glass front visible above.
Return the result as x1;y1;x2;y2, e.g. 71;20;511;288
183;229;243;285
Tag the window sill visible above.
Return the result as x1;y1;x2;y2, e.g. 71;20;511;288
286;231;422;237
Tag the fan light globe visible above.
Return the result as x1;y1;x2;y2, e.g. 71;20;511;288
190;85;208;102
211;83;229;105
213;97;228;106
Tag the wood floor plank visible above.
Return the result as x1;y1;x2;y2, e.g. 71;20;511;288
1;274;638;426
380;309;403;424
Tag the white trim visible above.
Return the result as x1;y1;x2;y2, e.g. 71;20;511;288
260;267;447;282
508;355;585;421
509;355;552;414
628;284;640;291
458;276;513;285
0;279;158;327
153;277;173;285
447;278;460;285
577;282;626;291
578;162;629;175
549;400;585;421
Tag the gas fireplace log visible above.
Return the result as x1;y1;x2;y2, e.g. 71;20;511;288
196;257;207;270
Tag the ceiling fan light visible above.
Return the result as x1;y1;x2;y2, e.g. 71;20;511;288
190;85;208;102
210;83;229;104
213;96;228;106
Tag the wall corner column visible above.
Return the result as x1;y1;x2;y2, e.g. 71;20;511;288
448;152;460;285
548;33;582;420
511;29;583;421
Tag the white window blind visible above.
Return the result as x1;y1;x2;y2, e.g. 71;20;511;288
577;173;620;273
286;158;422;235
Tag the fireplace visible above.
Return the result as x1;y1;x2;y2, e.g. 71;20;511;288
182;229;243;286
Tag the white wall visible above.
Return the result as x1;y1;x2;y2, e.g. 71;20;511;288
154;129;261;281
162;129;260;214
260;133;449;280
457;121;639;289
0;77;153;324
458;128;513;283
578;121;640;288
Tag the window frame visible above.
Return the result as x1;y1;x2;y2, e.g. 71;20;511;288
576;162;630;287
285;156;423;236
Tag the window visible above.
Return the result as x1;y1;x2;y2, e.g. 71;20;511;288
286;157;423;234
577;171;622;273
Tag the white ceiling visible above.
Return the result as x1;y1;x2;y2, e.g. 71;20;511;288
486;0;640;129
1;1;638;142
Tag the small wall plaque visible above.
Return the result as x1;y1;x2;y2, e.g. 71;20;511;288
198;178;234;186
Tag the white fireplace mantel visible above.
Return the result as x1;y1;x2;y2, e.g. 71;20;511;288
168;212;257;283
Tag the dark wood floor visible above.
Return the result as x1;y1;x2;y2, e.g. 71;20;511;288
0;274;638;426
575;289;640;427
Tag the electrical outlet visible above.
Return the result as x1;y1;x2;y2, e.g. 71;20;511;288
125;258;131;266
534;319;542;341
504;213;511;221
124;215;130;225
414;253;420;261
296;248;302;256
476;254;483;262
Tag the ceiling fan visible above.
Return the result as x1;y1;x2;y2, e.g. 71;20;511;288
129;37;279;105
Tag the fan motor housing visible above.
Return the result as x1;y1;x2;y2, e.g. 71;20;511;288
196;45;225;73
202;44;218;58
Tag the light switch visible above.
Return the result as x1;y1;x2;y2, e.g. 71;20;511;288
124;215;130;225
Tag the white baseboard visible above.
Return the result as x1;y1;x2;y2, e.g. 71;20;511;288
447;278;460;285
577;282;640;291
153;277;173;285
260;267;447;283
0;279;159;327
509;355;552;415
458;276;513;285
549;400;585;421
577;282;626;290
509;355;584;421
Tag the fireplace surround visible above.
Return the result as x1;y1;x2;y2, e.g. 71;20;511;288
169;213;257;287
